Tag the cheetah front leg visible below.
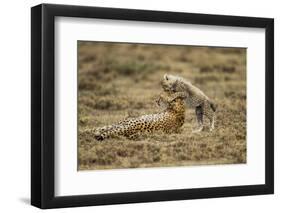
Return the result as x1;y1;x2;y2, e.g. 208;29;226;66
157;91;187;106
168;92;187;102
192;105;204;133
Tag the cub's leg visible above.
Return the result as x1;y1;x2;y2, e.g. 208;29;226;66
210;116;215;131
202;101;215;131
193;105;204;133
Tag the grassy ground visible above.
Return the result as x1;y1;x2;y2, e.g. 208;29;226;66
78;41;246;170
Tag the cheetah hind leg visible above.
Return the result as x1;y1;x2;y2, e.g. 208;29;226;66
204;107;215;132
126;133;140;140
192;106;204;133
209;115;215;132
205;104;215;132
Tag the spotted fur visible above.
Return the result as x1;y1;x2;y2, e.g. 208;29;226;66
94;91;186;140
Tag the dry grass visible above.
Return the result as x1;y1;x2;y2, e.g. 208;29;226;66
78;41;246;170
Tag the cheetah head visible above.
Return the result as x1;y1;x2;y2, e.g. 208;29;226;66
161;74;180;92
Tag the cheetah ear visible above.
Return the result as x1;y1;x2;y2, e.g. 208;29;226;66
164;74;169;80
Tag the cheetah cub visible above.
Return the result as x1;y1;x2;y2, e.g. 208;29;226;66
161;74;216;132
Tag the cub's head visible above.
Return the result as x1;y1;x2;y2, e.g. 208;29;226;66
161;74;181;92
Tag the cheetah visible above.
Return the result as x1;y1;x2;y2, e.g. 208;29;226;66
161;74;216;132
94;91;186;141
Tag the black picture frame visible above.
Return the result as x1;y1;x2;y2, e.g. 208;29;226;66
31;3;274;209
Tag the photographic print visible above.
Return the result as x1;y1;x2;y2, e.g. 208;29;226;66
31;4;273;208
78;41;247;170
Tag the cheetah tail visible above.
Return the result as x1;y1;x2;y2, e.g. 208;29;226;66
210;102;217;112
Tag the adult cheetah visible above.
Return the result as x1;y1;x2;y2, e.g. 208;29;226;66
161;74;216;132
94;91;186;141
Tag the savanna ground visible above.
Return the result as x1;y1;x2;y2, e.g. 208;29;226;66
78;41;246;170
